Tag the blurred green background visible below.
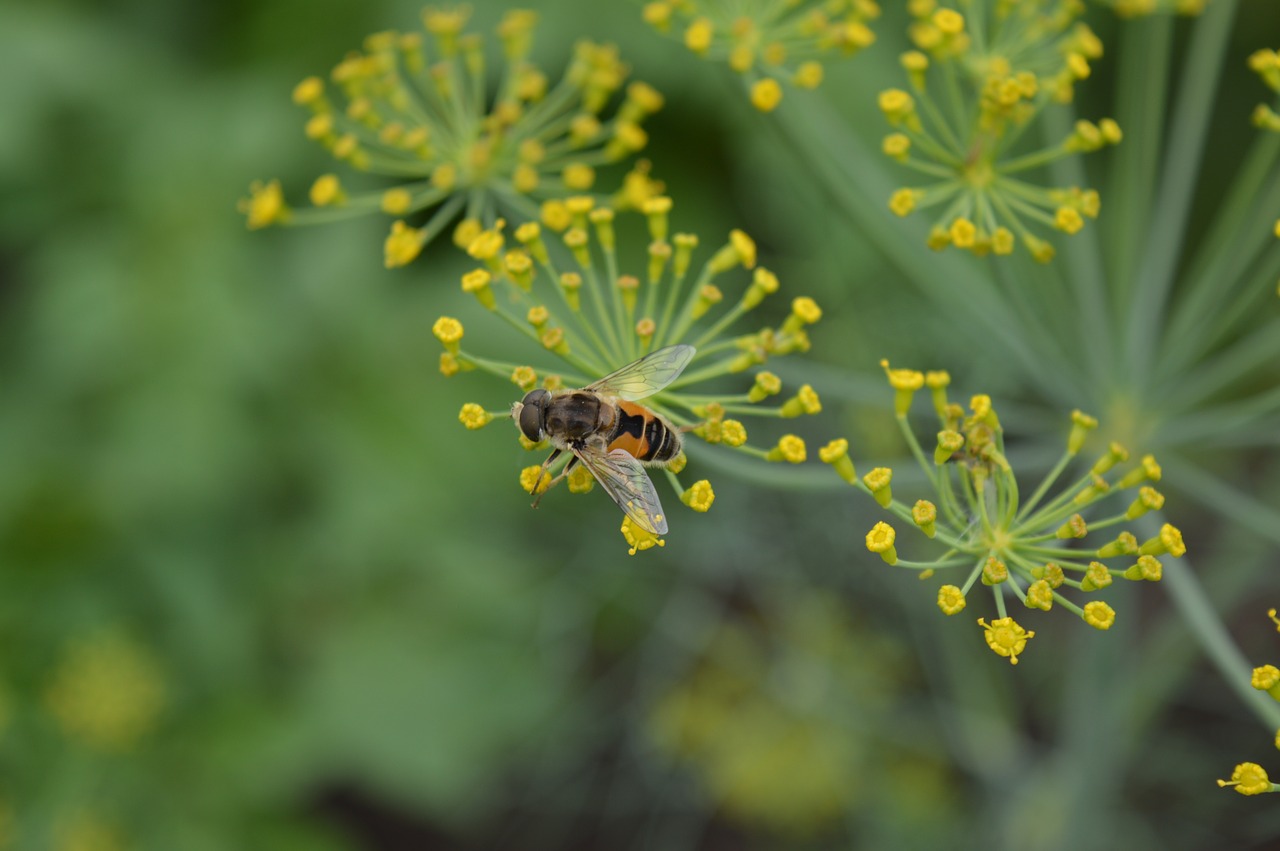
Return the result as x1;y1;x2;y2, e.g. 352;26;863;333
4;1;1280;849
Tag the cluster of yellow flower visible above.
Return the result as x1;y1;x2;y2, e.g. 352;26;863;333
434;196;822;554
642;0;879;111
240;7;663;266
879;1;1121;260
1218;610;1280;796
820;363;1179;665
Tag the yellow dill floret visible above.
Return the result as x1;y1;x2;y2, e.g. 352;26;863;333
1096;531;1138;558
540;326;570;355
937;585;966;615
1083;600;1116;630
684;17;713;54
381;187;414;215
889;188;921;216
461;268;496;309
708;228;757;273
879;88;915;119
621;516;665;555
1118;453;1162;488
1034;562;1066;589
520;465;553;495
741;267;780;310
991;227;1015;255
767;434;807;463
1081;560;1113;591
510;366;537;391
883;133;911;161
949;217;976;248
748;371;782;402
293;75;325;105
439;352;460;377
504;249;535;289
453;218;484;250
467;225;506;261
1067;409;1098;454
681;480;715;512
819;438;857;484
794;61;824;89
862;467;893;507
562;162;596;190
1054;206;1085;234
458;403;493;430
1252;665;1280;692
1092;442;1130;475
780;384;822;417
567;465;595;494
238;179;290;229
978;617;1035;665
1024;579;1054;611
44;631;166;752
1125;486;1165;519
720;420;747;447
982;556;1008;586
1218;763;1275;796
1056;513;1088;539
932;8;964;36
935;429;964;464
912;500;937;538
750;78;783;112
432;316;464;352
526;305;549;329
790;296;822;325
865;521;897;564
310;174;344;206
385;220;426;268
881;359;924;415
1140;523;1186;558
1124;554;1163;582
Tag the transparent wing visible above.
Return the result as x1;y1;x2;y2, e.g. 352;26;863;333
586;344;695;401
574;447;669;535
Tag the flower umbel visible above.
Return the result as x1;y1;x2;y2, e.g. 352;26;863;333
437;197;823;552
827;364;1179;664
241;8;664;265
642;0;880;111
880;2;1120;261
1250;48;1280;133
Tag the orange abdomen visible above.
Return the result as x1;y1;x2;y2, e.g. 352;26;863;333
607;401;678;463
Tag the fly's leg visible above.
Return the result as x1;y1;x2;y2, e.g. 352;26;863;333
530;448;562;509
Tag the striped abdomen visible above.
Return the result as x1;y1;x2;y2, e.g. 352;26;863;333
606;400;681;463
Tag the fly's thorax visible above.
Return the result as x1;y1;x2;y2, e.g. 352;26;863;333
544;391;614;441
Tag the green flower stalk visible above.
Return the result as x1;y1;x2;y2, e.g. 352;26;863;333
239;7;665;267
436;197;823;554
642;0;880;112
823;363;1181;665
879;1;1121;261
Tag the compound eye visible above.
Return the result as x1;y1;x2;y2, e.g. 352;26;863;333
518;389;550;441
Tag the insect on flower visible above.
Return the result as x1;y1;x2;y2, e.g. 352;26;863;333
514;344;694;535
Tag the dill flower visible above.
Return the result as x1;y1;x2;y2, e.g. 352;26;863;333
825;364;1181;664
1102;0;1212;16
1250;48;1280;133
1218;762;1278;796
879;2;1120;261
44;630;166;752
241;8;664;265
642;0;879;111
435;197;823;553
53;811;126;851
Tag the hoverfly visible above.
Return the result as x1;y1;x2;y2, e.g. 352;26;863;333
512;345;695;535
